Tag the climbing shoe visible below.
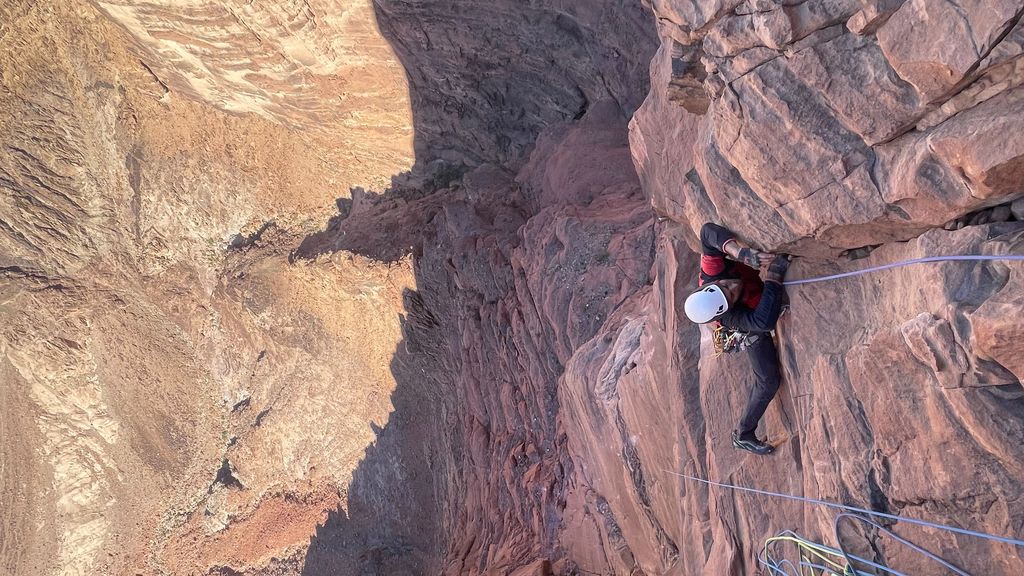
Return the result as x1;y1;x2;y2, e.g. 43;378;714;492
732;430;774;456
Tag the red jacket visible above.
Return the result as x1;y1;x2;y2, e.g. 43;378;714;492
697;223;763;310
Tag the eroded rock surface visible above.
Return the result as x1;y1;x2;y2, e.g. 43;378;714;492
632;0;1024;253
614;0;1024;573
90;0;415;185
3;0;1024;575
1;1;416;574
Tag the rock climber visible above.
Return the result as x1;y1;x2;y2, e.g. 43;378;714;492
683;222;791;456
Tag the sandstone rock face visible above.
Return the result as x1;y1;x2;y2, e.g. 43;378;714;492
1;1;417;574
632;0;1024;253
90;0;415;186
558;224;1024;576
616;0;1024;573
3;0;1024;575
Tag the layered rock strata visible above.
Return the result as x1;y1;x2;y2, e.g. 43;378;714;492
632;0;1024;254
3;0;1024;575
1;0;416;574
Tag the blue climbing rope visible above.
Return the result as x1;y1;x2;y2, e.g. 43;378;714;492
834;513;970;576
661;470;1024;547
667;471;1024;575
783;255;1024;286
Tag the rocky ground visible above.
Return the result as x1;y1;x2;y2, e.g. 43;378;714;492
1;0;416;574
2;0;1023;575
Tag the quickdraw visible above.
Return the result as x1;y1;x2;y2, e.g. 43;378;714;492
711;323;759;356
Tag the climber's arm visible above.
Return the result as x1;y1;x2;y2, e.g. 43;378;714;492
700;222;770;271
700;222;735;257
719;281;785;333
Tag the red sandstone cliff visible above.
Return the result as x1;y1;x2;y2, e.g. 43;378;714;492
302;1;1024;574
2;1;1023;575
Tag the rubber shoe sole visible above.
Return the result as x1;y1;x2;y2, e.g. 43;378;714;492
732;431;774;456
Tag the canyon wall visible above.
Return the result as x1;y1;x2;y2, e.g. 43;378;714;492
302;1;1024;574
1;1;417;574
579;0;1024;574
2;0;1023;575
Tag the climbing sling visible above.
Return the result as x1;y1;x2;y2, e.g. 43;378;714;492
711;323;759;356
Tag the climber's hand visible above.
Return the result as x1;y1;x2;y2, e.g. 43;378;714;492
738;247;763;268
764;254;791;284
758;253;778;274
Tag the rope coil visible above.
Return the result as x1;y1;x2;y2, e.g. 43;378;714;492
664;471;1024;575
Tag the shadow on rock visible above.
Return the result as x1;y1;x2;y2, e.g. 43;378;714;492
300;0;658;573
303;289;452;576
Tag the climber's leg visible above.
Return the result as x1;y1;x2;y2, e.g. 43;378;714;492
737;334;781;439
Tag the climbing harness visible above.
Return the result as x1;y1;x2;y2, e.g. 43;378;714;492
783;254;1024;286
711;323;759;356
663;471;1024;576
711;307;786;356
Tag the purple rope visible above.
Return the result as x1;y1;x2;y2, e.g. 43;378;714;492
784;255;1024;286
662;470;1024;547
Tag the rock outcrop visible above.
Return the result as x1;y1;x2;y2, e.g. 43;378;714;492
632;0;1024;254
2;0;1023;575
558;223;1024;575
1;1;416;574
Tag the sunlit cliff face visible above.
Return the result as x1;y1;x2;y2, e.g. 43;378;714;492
4;0;1024;575
92;0;416;176
1;0;416;574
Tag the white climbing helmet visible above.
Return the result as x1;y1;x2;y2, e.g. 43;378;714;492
684;284;729;324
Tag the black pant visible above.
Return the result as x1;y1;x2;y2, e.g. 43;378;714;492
738;333;781;437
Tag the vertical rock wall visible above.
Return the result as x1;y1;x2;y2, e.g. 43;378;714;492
632;0;1024;253
1;1;418;574
3;0;1024;575
593;0;1024;574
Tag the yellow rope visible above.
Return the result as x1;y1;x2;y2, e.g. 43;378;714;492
712;324;726;356
712;324;740;356
764;535;848;573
